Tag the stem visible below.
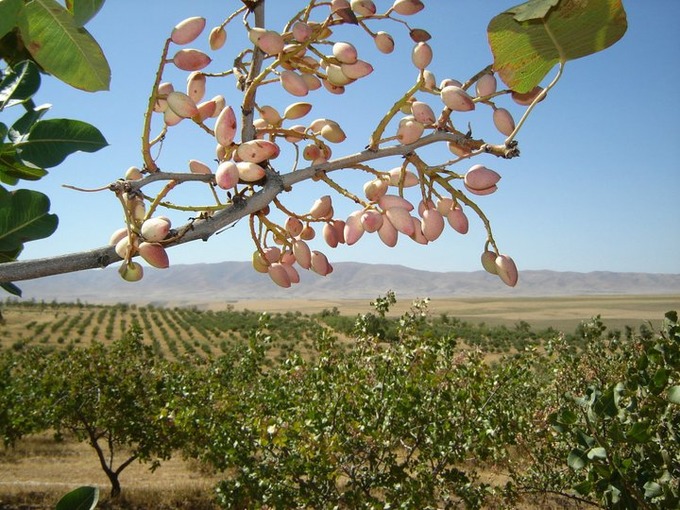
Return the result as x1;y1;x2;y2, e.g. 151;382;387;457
241;1;266;144
145;180;178;219
504;21;566;146
368;77;423;150
318;173;367;208
141;38;172;172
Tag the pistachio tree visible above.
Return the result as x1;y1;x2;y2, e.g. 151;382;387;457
0;0;628;292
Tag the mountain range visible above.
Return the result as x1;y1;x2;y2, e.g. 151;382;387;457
11;261;680;307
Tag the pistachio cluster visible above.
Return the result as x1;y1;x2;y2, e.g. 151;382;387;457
110;1;542;288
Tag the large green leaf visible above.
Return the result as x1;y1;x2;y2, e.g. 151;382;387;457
66;0;106;27
0;60;41;109
16;118;107;168
0;187;58;252
17;0;110;92
0;0;23;40
56;486;99;510
487;0;628;93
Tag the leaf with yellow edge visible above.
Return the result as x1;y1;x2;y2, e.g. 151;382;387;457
487;0;627;93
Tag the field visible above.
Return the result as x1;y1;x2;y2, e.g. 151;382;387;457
1;294;678;509
222;294;680;330
3;294;677;353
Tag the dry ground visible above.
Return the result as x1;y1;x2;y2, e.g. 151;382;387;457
0;433;220;509
224;293;680;331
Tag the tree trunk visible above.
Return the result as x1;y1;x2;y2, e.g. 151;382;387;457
107;472;122;499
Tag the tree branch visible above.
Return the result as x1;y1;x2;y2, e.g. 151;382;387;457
0;131;516;284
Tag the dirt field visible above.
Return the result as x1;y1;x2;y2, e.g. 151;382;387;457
0;433;220;509
224;294;680;331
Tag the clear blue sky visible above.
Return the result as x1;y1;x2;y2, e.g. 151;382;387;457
16;1;680;277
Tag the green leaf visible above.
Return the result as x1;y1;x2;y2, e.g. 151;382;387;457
0;187;58;252
556;408;578;425
487;0;628;93
511;0;560;21
587;446;607;461
668;385;680;405
65;0;106;27
16;118;107;168
0;60;41;109
0;0;23;39
0;281;22;296
567;448;588;470
17;0;110;92
573;480;593;496
643;481;662;499
56;485;99;510
0;122;7;142
626;422;652;443
8;103;51;142
652;368;669;389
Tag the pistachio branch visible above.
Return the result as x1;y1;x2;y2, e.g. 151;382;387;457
0;130;516;283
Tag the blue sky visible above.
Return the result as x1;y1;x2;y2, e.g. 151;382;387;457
15;1;680;277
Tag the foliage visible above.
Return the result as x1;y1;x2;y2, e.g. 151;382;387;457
488;0;627;93
2;296;677;507
0;344;53;445
546;312;680;508
173;299;544;509
0;0;110;295
1;327;191;498
0;0;110;91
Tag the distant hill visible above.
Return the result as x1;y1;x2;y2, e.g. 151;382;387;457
11;261;680;307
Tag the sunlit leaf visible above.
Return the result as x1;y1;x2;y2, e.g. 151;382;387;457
17;0;110;91
16;118;108;168
56;485;99;510
487;0;628;93
0;187;58;252
65;0;107;27
586;446;607;460
0;0;23;39
643;481;663;499
668;385;680;405
567;448;588;470
0;60;41;109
